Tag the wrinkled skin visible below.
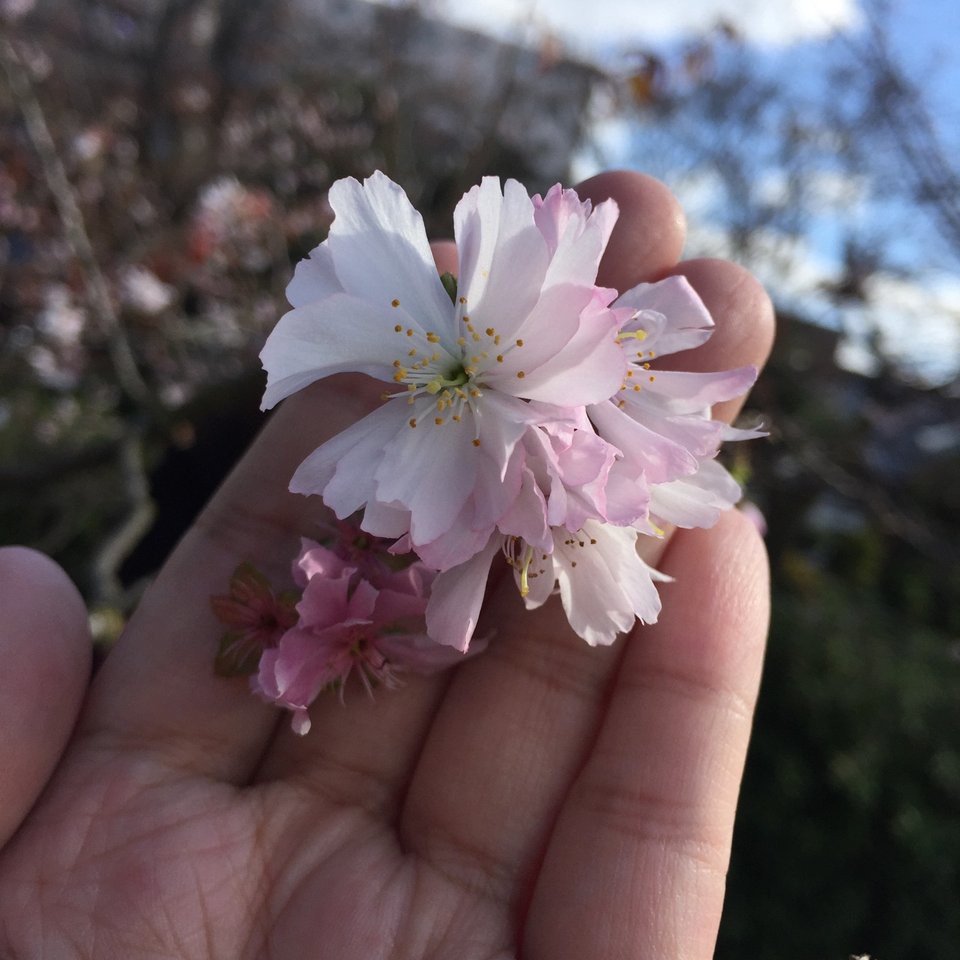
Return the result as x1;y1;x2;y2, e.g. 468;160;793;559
0;172;774;960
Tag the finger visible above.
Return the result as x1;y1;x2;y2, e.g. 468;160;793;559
666;258;775;422
0;548;91;847
251;239;464;798
83;238;467;786
524;510;769;960
577;170;687;288
396;173;740;905
79;375;388;782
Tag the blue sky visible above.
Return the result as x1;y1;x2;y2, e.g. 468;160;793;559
422;0;960;383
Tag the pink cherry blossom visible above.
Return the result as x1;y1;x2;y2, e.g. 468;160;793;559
254;540;468;733
589;275;760;530
210;563;298;676
260;172;625;564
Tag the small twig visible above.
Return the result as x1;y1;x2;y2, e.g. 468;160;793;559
90;433;156;607
0;35;154;412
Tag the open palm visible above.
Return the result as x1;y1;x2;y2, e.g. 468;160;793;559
0;172;773;960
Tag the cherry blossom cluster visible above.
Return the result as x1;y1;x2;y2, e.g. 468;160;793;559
214;172;760;732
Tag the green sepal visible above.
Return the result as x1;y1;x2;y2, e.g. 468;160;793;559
439;271;458;304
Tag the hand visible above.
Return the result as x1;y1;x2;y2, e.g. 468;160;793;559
0;172;773;959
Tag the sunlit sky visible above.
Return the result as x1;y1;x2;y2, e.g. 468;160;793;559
421;0;960;383
435;0;861;48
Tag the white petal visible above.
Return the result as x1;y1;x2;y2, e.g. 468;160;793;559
555;530;636;646
454;177;550;341
522;549;556;610
327;172;455;340
289;402;404;515
426;537;500;650
542;195;618;289
374;404;479;545
556;522;662;645
260;293;426;410
650;458;743;529
481;283;590;384
286;243;342;307
360;500;411;538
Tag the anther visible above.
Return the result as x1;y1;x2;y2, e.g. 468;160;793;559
391;299;400;308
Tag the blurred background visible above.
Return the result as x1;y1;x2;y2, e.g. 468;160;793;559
1;0;957;955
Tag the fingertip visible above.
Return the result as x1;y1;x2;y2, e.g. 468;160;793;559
0;547;91;846
575;170;687;289
668;258;776;370
430;239;458;277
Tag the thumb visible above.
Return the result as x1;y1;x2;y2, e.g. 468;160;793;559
0;547;91;848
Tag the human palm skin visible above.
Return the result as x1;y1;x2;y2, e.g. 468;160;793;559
0;172;773;960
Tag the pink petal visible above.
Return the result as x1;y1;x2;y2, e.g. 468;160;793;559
534;185;618;289
376;632;473;674
296;570;355;630
615;276;715;356
425;537;500;651
649;458;743;529
481;283;593;384
506;290;625;406
641;365;758;414
497;466;551;552
296;541;350;586
589;398;699;484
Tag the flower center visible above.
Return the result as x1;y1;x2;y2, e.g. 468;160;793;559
385;297;526;440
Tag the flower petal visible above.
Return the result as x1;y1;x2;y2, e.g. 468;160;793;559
615;276;715;356
649;457;743;528
454;177;550;341
425;536;500;651
260;294;431;410
327;172;455;340
641;365;758;414
374;403;480;545
589;398;699;484
286;242;343;307
505;291;625;406
290;402;407;517
534;185;618;289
